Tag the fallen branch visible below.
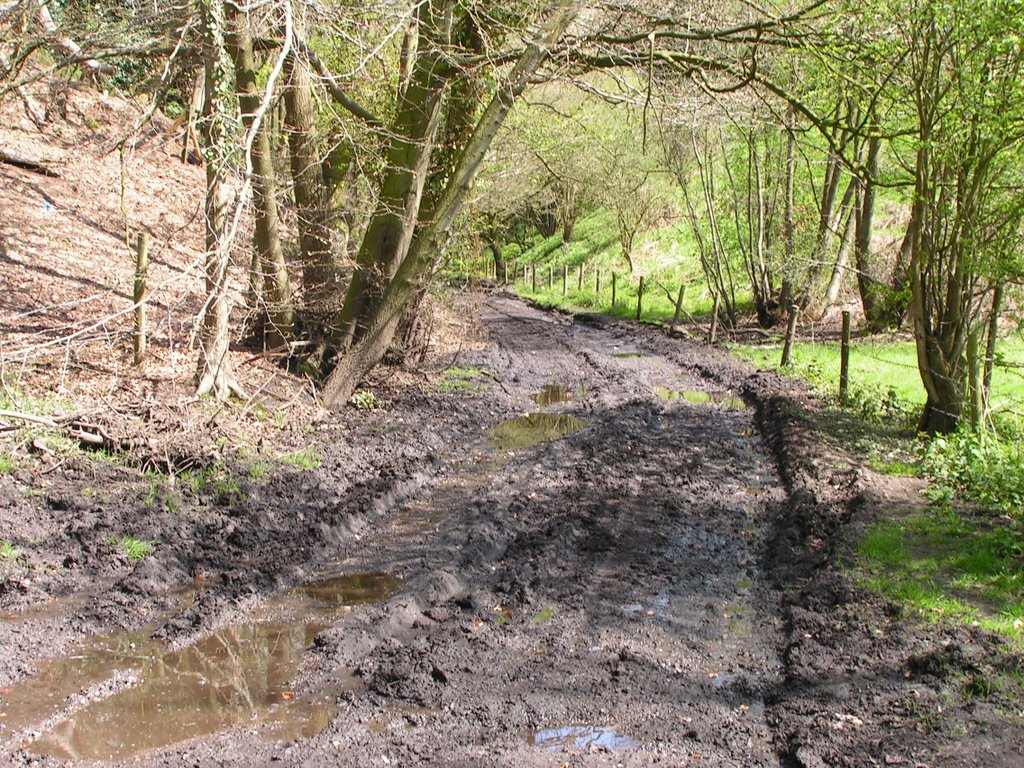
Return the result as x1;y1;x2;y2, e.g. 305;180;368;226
0;409;155;453
0;408;73;428
0;147;61;176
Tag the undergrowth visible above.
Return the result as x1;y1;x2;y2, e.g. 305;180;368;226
278;449;323;470
921;429;1024;517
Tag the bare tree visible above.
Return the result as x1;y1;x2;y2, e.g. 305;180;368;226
194;0;243;399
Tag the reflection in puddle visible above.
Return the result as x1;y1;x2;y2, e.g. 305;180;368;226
531;385;572;406
0;628;158;739
298;572;402;610
654;387;746;409
529;724;639;751
489;413;590;451
29;623;335;761
1;571;398;762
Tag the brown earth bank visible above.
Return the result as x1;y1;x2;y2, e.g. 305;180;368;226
0;293;1019;768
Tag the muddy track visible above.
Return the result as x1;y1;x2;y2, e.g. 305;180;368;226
1;293;1020;767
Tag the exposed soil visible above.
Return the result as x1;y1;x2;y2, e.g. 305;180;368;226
1;85;1022;768
0;294;1020;767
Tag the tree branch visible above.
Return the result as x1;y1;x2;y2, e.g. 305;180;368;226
298;40;385;131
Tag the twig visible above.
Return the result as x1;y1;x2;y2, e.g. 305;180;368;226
0;408;71;427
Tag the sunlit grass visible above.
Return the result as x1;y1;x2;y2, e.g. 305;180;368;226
106;535;155;563
732;335;1024;422
856;508;1024;647
278;449;323;470
435;366;485;393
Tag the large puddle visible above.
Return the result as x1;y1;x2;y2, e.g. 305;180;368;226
489;413;590;451
0;572;400;761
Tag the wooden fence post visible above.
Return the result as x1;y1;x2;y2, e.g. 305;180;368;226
708;294;721;345
636;276;644;320
577;264;584;291
133;232;150;367
531;264;537;292
781;304;798;365
839;310;851;405
595;270;600;296
670;283;686;334
562;264;568;296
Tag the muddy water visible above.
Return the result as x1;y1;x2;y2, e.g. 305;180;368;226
654;386;747;409
528;724;639;751
489;412;590;451
530;384;573;405
0;572;399;762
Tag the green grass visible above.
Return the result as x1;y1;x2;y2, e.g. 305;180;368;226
106;535;155;563
732;335;1024;423
733;337;926;406
349;389;381;410
856;508;1024;646
505;208;750;325
436;366;485;393
0;453;16;474
532;605;556;624
733;335;1024;496
278;449;323;470
0;540;22;562
247;461;273;480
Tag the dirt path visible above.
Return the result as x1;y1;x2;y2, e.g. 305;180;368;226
288;295;787;767
1;293;1021;767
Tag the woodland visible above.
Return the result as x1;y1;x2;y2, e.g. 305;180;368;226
3;0;1021;434
1;2;1024;766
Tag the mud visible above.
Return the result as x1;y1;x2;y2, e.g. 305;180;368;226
1;292;1021;767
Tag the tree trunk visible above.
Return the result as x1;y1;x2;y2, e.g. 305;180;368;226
488;239;506;283
779;110;796;319
909;144;965;436
283;42;334;308
823;201;855;308
329;3;449;357
853;136;887;330
195;0;243;400
803;148;844;297
321;2;577;406
225;1;293;350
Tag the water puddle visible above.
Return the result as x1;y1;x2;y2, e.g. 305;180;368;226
654;387;746;409
27;624;336;761
528;724;638;751
295;572;402;612
530;384;574;406
0;571;398;761
489;413;590;451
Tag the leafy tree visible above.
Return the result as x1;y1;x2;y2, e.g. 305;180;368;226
882;0;1024;433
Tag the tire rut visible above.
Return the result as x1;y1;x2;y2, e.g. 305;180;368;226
288;294;791;766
